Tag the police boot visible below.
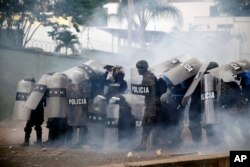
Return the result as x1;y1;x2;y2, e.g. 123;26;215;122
190;125;202;146
191;129;202;146
34;126;42;145
21;134;30;146
21;127;31;146
43;129;53;146
134;138;147;151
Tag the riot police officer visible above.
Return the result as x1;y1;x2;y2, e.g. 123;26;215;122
206;59;250;148
134;60;161;151
237;70;250;146
21;78;45;146
189;62;219;146
220;79;247;147
163;77;193;148
161;57;202;148
104;66;128;100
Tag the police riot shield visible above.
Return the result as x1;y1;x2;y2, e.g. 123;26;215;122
66;82;89;126
13;78;35;120
152;55;190;77
208;59;250;82
25;74;50;110
122;94;144;121
82;60;107;78
182;62;209;106
63;65;91;126
82;60;114;98
87;95;107;148
63;66;89;83
163;57;202;86
45;72;68;118
104;97;120;150
201;73;220;125
122;94;145;147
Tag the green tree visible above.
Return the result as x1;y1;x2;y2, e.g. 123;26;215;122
0;0;110;50
54;29;80;55
215;0;250;16
116;0;183;48
49;0;111;55
0;0;53;47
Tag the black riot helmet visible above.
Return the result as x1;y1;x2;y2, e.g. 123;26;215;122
136;60;149;69
136;60;149;75
207;62;219;71
205;62;219;74
24;76;36;82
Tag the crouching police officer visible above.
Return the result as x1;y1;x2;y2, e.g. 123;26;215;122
21;78;46;146
22;94;45;146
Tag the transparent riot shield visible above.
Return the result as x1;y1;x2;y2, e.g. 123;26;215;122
45;72;68;118
104;97;120;150
63;66;90;83
13;78;35;120
87;95;107;148
122;94;144;145
64;66;91;126
82;60;107;77
209;59;250;82
152;55;190;77
201;73;220;125
67;82;89;126
25;74;50;110
182;62;209;106
81;60;114;98
163;57;202;86
122;94;144;123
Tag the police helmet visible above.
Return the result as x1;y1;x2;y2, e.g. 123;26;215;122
207;62;219;71
136;60;149;69
24;76;36;82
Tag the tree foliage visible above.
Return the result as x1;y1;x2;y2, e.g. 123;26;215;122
215;0;250;16
116;0;183;47
0;0;53;47
0;0;110;50
54;29;80;55
48;0;110;55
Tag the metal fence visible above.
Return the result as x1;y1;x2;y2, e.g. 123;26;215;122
25;38;118;55
25;39;57;52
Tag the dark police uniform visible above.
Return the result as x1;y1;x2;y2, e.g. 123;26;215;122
22;97;45;146
141;70;161;143
134;60;161;150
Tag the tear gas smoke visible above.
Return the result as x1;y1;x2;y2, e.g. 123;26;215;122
2;1;250;157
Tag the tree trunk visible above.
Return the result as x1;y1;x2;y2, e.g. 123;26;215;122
139;26;146;49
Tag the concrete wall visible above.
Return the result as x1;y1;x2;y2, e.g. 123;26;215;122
0;47;88;120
